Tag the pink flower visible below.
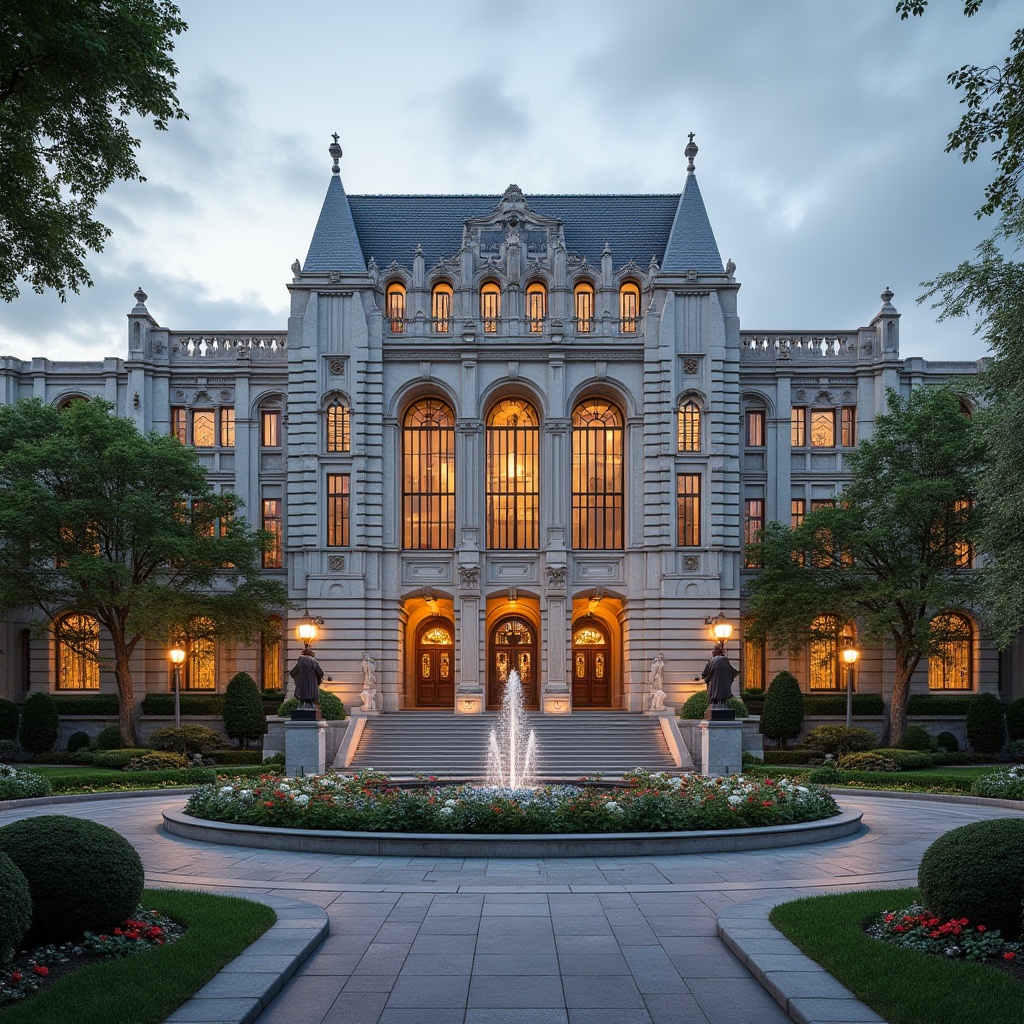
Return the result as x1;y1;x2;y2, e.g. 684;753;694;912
10;972;22;983
33;966;48;976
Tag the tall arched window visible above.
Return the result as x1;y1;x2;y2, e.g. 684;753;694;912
481;282;501;333
526;282;547;334
386;282;407;333
619;281;640;333
486;398;539;549
403;399;455;549
431;282;453;333
184;617;216;690
808;616;854;690
742;623;765;691
326;399;350;453
261;615;283;691
678;400;701;452
929;613;973;690
574;281;595;333
56;614;100;689
572;399;624;549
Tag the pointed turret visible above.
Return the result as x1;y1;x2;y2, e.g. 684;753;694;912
660;134;724;274
303;134;366;274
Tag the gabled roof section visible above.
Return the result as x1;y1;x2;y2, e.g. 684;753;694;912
660;173;724;274
304;176;366;274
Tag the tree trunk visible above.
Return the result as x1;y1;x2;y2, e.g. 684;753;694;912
887;656;918;749
112;638;138;747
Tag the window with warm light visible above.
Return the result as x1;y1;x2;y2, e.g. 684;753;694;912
574;281;595;332
262;498;282;568
745;408;766;448
809;616;854;690
171;408;187;445
386;281;406;333
677;474;701;547
678;401;701;452
56;614;100;689
261;615;283;691
486;398;539;549
619;281;640;333
954;499;973;568
526;282;547;333
261;409;281;448
791;407;806;447
184;617;216;690
928;613;972;689
742;625;765;691
431;282;453;333
191;410;215;448
572;400;624;550
327;474;350;547
791;498;806;528
220;407;235;448
744;498;764;566
841;406;857;447
481;282;501;332
326;399;350;453
810;409;835;448
403;399;455;550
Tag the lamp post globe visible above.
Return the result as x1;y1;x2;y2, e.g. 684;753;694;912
842;646;860;728
168;643;186;728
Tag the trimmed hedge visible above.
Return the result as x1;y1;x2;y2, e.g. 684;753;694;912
935;730;959;752
46;765;216;793
277;688;346;721
0;815;145;944
203;749;263;766
761;672;804;747
67;730;91;752
678;690;749;719
836;751;900;772
762;749;817;766
141;693;225;716
966;693;1006;754
18;692;59;754
1006;698;1024;742
223;672;265;748
123;751;188;771
0;851;31;961
49;693;120;715
803;725;878;756
0;699;19;740
91;748;158;769
901;724;935;751
870;748;936;769
149;725;227;755
92;724;125;750
906;694;979;715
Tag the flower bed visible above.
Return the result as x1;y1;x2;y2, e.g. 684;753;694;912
184;769;839;835
970;764;1024;800
867;902;1020;963
0;765;52;801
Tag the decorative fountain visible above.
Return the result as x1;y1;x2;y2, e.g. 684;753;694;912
485;668;539;788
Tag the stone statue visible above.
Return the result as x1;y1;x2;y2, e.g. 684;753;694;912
290;258;301;277
649;654;666;712
725;258;736;278
289;646;323;707
360;653;377;712
701;644;739;706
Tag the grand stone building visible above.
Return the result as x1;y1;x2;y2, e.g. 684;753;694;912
0;137;1002;714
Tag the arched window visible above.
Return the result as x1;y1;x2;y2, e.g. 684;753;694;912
386;282;407;333
184;617;217;690
481;281;501;333
261;615;283;691
260;401;282;448
808;616;854;690
929;613;972;690
745;404;766;448
619;281;640;333
742;623;765;691
431;282;454;334
403;399;455;549
574;281;595;333
678;400;701;452
526;282;547;334
326;399;350;453
56;614;100;689
572;399;624;549
486;398;539;549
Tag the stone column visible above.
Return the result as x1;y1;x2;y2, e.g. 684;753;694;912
285;719;327;776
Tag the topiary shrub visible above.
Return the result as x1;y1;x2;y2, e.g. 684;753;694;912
1009;738;1024;758
760;672;804;749
918;818;1024;939
223;672;265;749
91;724;125;750
803;725;878;757
935;730;959;753
148;724;227;755
67;730;91;753
0;700;19;741
901;724;935;751
1006;698;1024;742
278;688;347;721
49;694;120;715
123;751;188;771
807;760;840;784
678;690;749;719
0;851;32;961
0;815;144;944
17;693;59;755
836;751;900;772
90;748;157;769
966;693;1006;754
262;752;285;767
869;748;935;769
0;740;16;763
202;749;262;766
0;764;52;800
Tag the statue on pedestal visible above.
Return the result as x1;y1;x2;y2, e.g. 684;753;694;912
701;644;739;706
360;653;377;712
649;654;667;711
289;646;323;709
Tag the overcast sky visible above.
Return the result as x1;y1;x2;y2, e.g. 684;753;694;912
1;0;1017;363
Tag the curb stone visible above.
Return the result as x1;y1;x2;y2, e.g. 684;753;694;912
718;897;885;1024
163;893;328;1024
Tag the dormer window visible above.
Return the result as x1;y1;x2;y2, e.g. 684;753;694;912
481;282;501;333
386;282;406;333
619;282;640;333
574;281;595;333
526;282;547;334
431;282;453;334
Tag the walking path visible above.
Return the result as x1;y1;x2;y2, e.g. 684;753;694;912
3;793;1021;1024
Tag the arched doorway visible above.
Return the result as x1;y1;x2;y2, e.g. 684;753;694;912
414;617;455;708
571;618;612;708
488;617;538;710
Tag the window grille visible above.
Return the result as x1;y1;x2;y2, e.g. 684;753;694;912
677;474;701;547
572;400;624;550
403;400;455;549
486;399;539;549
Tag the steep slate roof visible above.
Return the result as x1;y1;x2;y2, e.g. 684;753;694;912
304;176;366;273
661;173;724;274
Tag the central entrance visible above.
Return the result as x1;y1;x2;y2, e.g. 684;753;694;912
488;616;538;710
571;618;612;707
414;617;455;708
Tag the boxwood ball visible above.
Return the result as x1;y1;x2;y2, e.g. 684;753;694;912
0;850;32;960
0;815;144;944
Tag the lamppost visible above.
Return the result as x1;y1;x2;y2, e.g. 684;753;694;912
168;642;186;728
842;646;860;728
295;611;323;645
705;613;734;647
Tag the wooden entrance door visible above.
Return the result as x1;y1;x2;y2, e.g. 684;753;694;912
571;618;612;707
488;617;538;710
415;618;455;708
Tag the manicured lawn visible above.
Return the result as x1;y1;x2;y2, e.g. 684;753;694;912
0;889;275;1024
27;766;123;780
770;888;1024;1024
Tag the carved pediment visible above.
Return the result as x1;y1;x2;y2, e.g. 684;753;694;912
461;186;565;261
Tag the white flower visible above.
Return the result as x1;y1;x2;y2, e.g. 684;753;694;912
605;801;623;813
240;790;252;799
219;785;234;795
439;806;454;815
444;799;457;808
295;794;310;806
728;794;743;806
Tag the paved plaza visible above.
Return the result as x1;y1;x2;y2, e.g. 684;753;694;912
2;793;1020;1024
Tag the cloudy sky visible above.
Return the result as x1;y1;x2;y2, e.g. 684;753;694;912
1;0;1017;362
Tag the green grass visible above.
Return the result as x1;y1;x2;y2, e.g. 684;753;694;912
27;766;123;780
0;889;276;1024
770;888;1024;1024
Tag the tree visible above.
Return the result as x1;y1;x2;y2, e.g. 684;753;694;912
760;672;804;749
745;387;981;747
0;1;187;301
223;672;265;749
0;399;289;745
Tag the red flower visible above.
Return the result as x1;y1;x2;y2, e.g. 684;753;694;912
33;966;48;976
977;925;986;933
10;972;21;983
1004;952;1017;961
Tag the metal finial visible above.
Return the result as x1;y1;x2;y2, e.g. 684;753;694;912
684;133;698;174
133;287;148;306
881;286;894;305
329;133;342;174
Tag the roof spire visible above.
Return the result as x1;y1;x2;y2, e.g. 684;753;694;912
684;132;698;174
329;133;342;174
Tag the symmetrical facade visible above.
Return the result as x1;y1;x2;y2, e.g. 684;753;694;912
0;137;1003;713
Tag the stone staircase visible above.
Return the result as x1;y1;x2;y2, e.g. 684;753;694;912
347;711;681;780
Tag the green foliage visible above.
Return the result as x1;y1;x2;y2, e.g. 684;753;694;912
677;690;749;719
0;851;32;962
92;724;125;750
836;752;901;772
49;694;120;715
66;731;90;753
0;699;19;741
901;725;935;751
141;693;225;715
803;725;878;757
918;818;1024;939
0;764;52;800
124;751;187;771
1006;698;1024;741
222;672;265;748
262;752;285;767
90;748;157;769
277;688;347;721
46;765;214;793
807;761;841;785
935;730;960;752
870;748;936;769
760;672;804;747
972;765;1024;799
966;693;1006;753
202;750;262;765
17;692;59;755
0;1;188;301
0;815;144;944
906;694;979;714
0;740;16;762
762;749;816;766
149;725;227;755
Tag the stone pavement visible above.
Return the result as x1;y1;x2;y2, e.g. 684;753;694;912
2;793;1021;1024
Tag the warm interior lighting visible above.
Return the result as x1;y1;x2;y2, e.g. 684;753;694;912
168;644;186;666
842;646;860;666
296;614;321;643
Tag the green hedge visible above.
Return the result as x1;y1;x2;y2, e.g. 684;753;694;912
906;694;979;715
746;693;886;716
48;693;120;715
47;766;216;792
203;750;263;765
762;749;817;765
870;748;936;769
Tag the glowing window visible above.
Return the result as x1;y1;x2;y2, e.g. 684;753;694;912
526;282;547;334
486;399;539;549
742;626;765;691
184;617;216;690
746;409;766;447
744;498;764;566
386;282;406;333
261;409;281;448
572;400;624;550
56;614;100;690
261;615;283;691
191;410;215;448
809;616;854;690
171;408;187;444
574;281;595;332
954;499;973;568
262;498;282;568
403;399;455;550
841;406;857;447
220;408;235;448
678;401;701;452
327;474;350;547
481;282;501;332
431;282;453;333
810;409;835;448
928;613;972;690
422;627;453;645
619;281;640;333
326;400;350;453
791;407;806;447
677;474;701;547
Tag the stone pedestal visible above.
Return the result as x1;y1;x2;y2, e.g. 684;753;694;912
285;719;327;777
698;720;744;778
543;693;571;715
456;692;483;714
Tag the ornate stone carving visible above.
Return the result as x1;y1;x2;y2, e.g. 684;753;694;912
219;389;232;401
683;358;699;375
328;271;342;284
686;268;698;282
328;555;345;572
329;359;346;376
545;565;568;590
684;556;700;572
458;564;480;589
543;418;570;435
